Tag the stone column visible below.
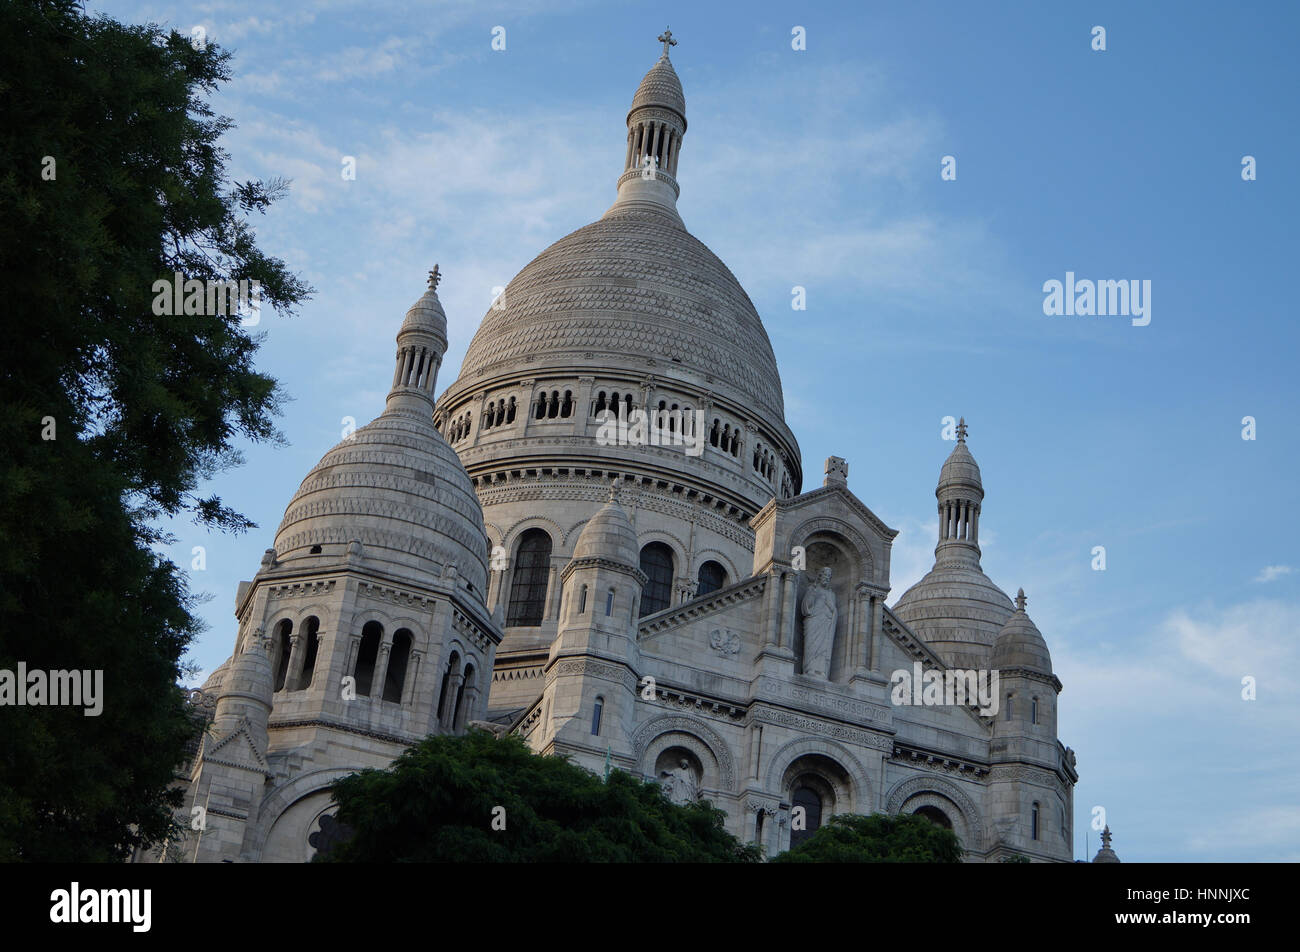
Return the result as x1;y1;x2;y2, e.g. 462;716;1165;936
576;376;595;437
402;649;423;708
763;570;781;648
282;634;304;692
870;597;884;671
543;561;561;622
371;638;392;701
780;571;797;651
439;671;464;728
518;379;536;436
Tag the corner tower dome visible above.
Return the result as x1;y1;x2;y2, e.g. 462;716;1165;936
274;267;490;596
991;588;1053;674
571;484;640;568
893;420;1015;669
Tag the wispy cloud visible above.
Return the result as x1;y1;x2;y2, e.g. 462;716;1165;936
1254;565;1293;583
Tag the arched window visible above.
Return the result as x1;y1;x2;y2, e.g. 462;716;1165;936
605;587;615;616
1006;693;1014;720
639;542;674;617
506;396;516;423
354;621;382;696
271;619;293;692
578;584;588;614
790;786;823;849
914;805;952;829
1031;696;1039;725
383;629;413;703
560;390;573;418
1031;802;1040;841
591;695;604;736
506;529;552;626
295;616;320;690
696;561;726;597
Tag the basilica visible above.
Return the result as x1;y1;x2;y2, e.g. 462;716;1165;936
163;34;1096;863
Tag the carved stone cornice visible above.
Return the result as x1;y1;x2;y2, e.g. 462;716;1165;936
747;705;894;751
890;741;990;778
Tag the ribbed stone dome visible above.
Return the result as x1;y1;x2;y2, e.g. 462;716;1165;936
401;282;448;341
893;564;1015;669
571;494;639;567
274;406;490;596
451;200;786;422
991;597;1052;673
938;441;982;493
630;55;685;122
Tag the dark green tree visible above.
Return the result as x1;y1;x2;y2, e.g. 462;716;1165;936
317;730;763;862
0;0;310;860
771;812;964;863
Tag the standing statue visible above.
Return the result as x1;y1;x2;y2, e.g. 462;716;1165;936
659;758;698;804
800;567;837;679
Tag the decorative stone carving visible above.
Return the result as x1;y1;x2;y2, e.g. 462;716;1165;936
708;627;740;656
800;567;836;678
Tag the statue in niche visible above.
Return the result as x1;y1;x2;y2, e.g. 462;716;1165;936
800;566;837;679
659;758;698;805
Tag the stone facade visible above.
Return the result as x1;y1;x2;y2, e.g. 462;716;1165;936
155;37;1081;862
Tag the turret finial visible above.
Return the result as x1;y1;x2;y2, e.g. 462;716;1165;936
658;28;676;58
1015;588;1027;612
427;264;441;290
1101;826;1112;849
956;416;968;443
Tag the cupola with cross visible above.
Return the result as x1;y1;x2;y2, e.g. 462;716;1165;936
615;29;687;212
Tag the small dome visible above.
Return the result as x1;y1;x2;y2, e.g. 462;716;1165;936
214;630;273;721
274;406;489;597
991;590;1053;673
401;267;449;343
938;440;983;495
893;565;1015;669
571;491;639;567
629;56;685;124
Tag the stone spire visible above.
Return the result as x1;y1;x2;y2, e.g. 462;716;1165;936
1092;826;1121;863
934;417;984;567
387;266;449;414
612;31;687;215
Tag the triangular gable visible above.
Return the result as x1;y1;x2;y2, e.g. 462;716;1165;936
199;717;273;775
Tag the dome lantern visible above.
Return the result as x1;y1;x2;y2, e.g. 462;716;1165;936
387;265;449;414
615;30;687;214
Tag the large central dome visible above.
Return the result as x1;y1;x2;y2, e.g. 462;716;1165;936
453;199;786;421
434;38;802;671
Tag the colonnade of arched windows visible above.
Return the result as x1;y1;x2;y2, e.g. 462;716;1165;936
270;616;322;694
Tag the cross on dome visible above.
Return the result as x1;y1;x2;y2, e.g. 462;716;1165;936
658;28;676;58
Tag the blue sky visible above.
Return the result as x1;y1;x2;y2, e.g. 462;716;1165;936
108;0;1299;862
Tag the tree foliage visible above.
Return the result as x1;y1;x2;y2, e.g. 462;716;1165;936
771;811;964;863
0;0;309;860
318;730;763;863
